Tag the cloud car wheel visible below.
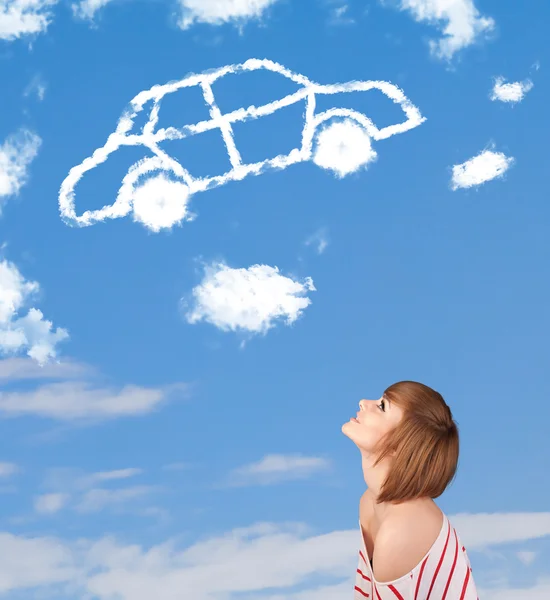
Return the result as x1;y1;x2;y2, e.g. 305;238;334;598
312;117;377;178
122;157;194;233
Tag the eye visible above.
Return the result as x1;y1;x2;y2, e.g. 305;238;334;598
378;399;386;412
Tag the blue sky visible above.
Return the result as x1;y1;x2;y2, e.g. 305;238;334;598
0;0;549;598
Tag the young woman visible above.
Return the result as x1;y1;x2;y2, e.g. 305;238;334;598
342;380;479;599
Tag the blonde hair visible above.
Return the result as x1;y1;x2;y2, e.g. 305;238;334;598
371;381;459;505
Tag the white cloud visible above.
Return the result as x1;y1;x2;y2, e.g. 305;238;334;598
183;262;315;335
391;0;495;60
220;453;333;487
0;259;69;365
75;486;157;513
0;462;18;477
451;148;514;190
177;0;281;29
82;468;143;486
34;493;70;514
313;119;377;177
0;359;188;421
131;175;195;233
0;380;185;420
0;357;92;382
304;228;329;255
0;128;41;211
0;532;78;593
36;468;155;516
59;59;424;230
23;75;47;101
0;511;549;598
71;0;113;20
490;77;534;104
327;2;355;26
516;550;536;566
0;0;57;41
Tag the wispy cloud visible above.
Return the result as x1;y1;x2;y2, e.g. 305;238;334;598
80;468;143;487
34;492;70;514
35;467;157;516
71;0;113;20
327;2;355;26
388;0;495;61
23;75;47;101
0;462;19;477
218;453;333;488
0;128;41;212
0;357;189;421
0;380;186;421
490;76;534;104
0;357;92;382
516;550;536;566
0;511;549;598
182;262;315;335
177;0;281;30
304;228;329;255
162;462;193;472
75;485;158;513
451;148;514;190
0;259;69;365
0;0;57;41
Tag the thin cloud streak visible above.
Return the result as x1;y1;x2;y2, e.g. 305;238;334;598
0;512;548;598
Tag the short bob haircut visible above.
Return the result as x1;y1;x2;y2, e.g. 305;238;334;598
370;381;459;505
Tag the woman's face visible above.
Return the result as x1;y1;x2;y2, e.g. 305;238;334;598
342;394;404;454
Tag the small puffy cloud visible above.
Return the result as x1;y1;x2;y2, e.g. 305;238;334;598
34;493;69;514
0;259;69;365
0;0;57;41
131;175;195;233
0;129;41;212
490;76;533;104
451;148;514;190
219;453;333;488
304;228;329;255
177;0;281;29
183;262;315;335
313;119;377;178
391;0;495;60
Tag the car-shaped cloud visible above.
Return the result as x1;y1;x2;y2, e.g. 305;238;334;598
59;58;425;231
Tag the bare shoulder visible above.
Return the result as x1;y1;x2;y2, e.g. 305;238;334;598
373;503;443;583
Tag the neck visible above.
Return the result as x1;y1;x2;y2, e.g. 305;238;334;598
360;451;393;519
360;451;435;519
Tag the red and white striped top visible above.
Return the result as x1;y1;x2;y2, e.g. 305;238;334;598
354;512;479;599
